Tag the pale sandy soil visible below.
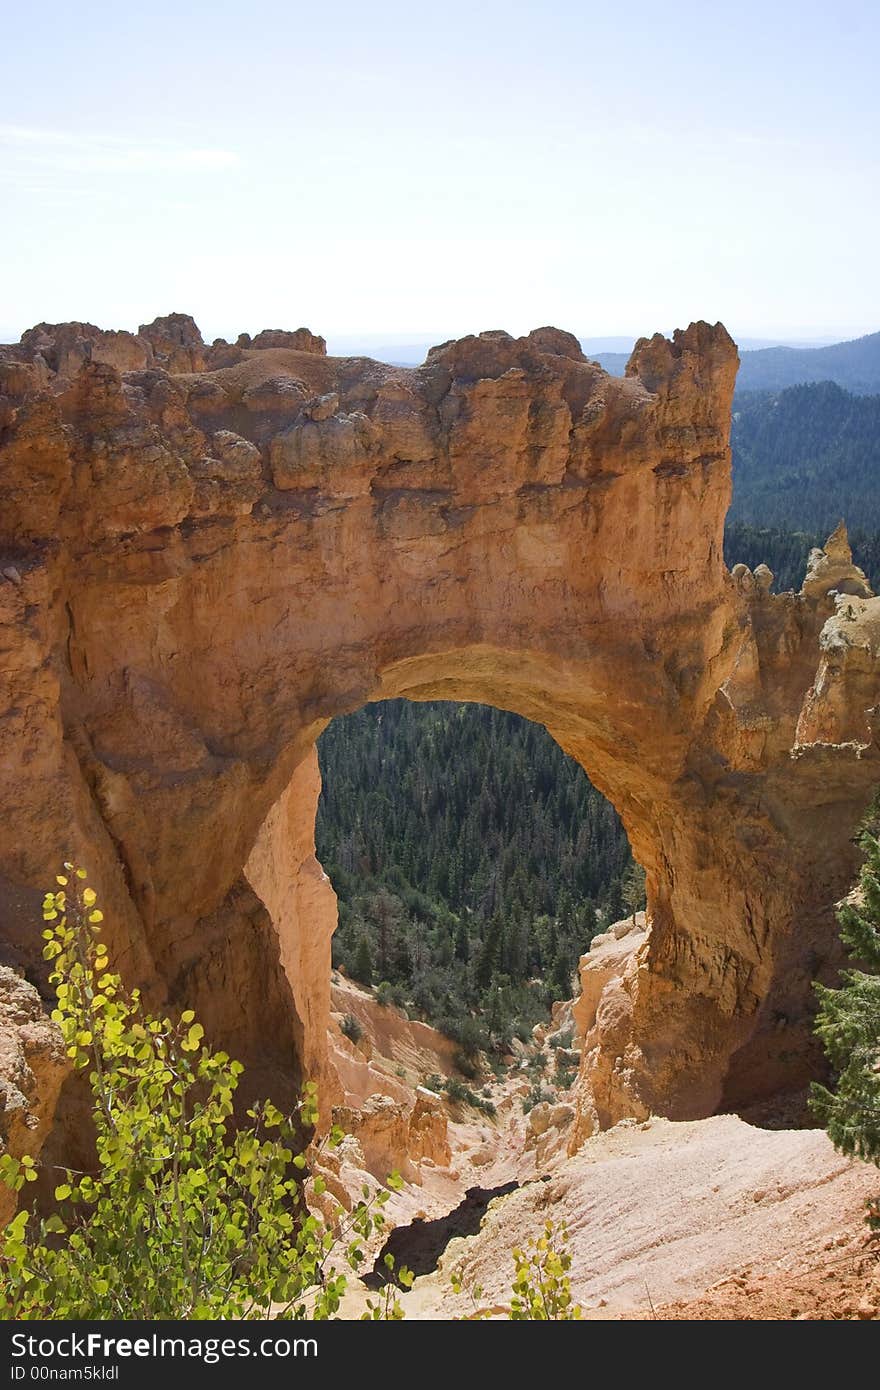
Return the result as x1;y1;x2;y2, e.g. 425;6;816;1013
340;1114;880;1319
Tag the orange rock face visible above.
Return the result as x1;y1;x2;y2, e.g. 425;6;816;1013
0;968;67;1224
1;313;879;1186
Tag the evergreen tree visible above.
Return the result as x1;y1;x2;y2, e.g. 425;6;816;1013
353;934;374;986
475;911;505;992
621;863;647;926
550;947;574;1001
811;829;880;1176
454;918;470;963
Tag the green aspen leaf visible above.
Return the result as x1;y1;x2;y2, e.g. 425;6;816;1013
6;1210;28;1240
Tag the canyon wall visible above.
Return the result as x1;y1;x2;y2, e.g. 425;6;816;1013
1;314;879;1188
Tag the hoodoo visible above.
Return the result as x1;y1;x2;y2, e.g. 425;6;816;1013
2;315;880;1188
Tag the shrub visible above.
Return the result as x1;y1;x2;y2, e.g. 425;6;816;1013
508;1221;582;1319
441;1076;495;1116
0;867;407;1320
444;1076;469;1104
521;1084;556;1115
451;1219;583;1319
340;1013;363;1045
447;1015;487;1057
453;1048;480;1080
375;981;394;1008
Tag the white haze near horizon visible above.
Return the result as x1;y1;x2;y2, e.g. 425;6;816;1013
1;1;878;346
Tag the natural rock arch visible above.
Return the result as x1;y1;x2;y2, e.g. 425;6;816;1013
1;314;879;1181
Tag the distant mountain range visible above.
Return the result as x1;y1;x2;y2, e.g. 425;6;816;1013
734;332;880;394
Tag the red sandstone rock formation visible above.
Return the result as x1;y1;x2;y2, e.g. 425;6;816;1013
1;314;879;1194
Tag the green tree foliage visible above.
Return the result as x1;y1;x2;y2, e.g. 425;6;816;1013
317;701;635;1046
352;935;374;986
724;523;880;596
340;1013;363;1044
507;1221;582;1319
811;829;880;1187
0;868;406;1319
729;382;880;533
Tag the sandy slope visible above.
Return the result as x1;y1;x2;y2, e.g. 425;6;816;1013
361;1114;879;1319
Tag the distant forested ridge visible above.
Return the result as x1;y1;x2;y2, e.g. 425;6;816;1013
730;382;880;532
733;331;880;395
317;702;632;1047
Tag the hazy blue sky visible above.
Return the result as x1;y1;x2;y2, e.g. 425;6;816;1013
2;0;878;346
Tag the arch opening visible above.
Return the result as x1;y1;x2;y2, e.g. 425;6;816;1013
317;697;637;1053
